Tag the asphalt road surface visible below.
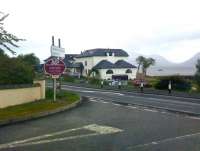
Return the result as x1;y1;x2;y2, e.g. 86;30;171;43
62;84;200;116
1;84;200;151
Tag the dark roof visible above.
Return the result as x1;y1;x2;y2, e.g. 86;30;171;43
71;62;83;68
63;58;83;68
63;59;72;68
76;48;129;58
93;60;115;69
93;60;136;69
64;54;78;61
114;60;137;68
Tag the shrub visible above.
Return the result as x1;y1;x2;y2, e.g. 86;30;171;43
63;75;76;83
88;78;101;85
0;57;34;85
154;76;191;91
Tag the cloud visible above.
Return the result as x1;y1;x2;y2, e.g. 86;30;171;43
1;0;200;62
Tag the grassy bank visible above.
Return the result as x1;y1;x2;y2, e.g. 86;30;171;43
0;89;80;121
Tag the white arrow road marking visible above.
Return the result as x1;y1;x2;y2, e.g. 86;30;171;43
0;124;123;149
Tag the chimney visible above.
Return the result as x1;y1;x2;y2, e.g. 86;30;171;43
58;38;61;48
52;36;54;46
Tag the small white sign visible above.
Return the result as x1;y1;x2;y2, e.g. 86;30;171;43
51;75;59;79
51;46;65;58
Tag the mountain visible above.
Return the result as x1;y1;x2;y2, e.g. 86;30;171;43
148;55;176;67
179;52;200;67
128;52;200;76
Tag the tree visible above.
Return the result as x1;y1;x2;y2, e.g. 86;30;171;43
17;53;40;66
88;68;100;78
0;57;34;85
136;56;145;74
195;59;200;89
0;12;23;54
136;56;155;76
142;58;155;76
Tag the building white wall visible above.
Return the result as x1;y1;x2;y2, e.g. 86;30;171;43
99;68;137;80
75;57;93;76
75;56;128;76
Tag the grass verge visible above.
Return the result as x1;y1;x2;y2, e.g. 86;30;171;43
0;89;80;121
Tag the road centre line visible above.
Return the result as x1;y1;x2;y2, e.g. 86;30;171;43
62;85;200;108
88;97;200;120
128;131;200;150
62;85;124;96
0;124;123;150
124;94;200;107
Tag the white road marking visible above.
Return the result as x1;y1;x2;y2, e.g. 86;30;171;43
143;109;158;113
88;97;200;121
98;92;124;96
187;116;200;120
0;124;123;150
127;106;137;109
128;131;200;149
112;103;123;106
99;101;109;104
81;90;95;93
62;85;124;96
89;99;99;102
63;85;199;101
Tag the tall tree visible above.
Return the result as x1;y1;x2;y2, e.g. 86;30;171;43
136;56;155;76
136;56;145;74
0;12;23;54
142;58;155;76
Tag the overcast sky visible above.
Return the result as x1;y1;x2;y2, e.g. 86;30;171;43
1;0;200;63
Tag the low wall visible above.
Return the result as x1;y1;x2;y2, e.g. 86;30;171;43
0;80;45;108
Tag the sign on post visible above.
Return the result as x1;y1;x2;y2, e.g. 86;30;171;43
44;58;65;101
44;58;65;75
50;46;65;58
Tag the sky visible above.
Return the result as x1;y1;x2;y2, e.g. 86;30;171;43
1;0;200;63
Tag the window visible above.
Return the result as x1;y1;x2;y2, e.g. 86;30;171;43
126;69;132;73
85;61;87;66
106;69;113;74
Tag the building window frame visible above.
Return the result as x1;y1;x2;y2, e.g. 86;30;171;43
125;69;132;74
106;69;114;74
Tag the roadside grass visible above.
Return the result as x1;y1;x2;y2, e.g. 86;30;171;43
0;89;80;121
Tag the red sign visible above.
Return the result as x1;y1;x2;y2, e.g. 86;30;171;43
44;58;65;76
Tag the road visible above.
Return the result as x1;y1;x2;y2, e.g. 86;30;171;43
0;84;200;151
62;84;200;116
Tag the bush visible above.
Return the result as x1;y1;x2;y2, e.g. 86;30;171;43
88;78;101;85
63;75;76;83
154;76;191;91
0;57;34;85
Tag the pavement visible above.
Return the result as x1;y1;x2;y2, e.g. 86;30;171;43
1;84;200;151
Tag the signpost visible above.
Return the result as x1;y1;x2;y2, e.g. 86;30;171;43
44;58;65;101
50;45;65;58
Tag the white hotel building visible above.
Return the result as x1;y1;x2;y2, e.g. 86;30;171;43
63;48;137;80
